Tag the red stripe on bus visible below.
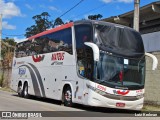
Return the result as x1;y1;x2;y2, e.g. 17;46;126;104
28;22;73;40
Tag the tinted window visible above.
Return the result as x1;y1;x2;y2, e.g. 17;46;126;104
95;52;145;90
95;24;144;57
75;24;93;49
15;41;32;58
37;28;73;54
15;28;73;58
75;24;94;80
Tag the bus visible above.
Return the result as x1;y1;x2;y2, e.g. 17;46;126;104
10;20;158;110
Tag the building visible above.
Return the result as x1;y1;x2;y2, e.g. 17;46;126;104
103;1;160;52
103;1;160;105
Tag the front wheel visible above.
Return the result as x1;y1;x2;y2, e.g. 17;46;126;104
63;87;73;107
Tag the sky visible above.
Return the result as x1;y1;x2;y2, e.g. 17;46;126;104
0;0;158;42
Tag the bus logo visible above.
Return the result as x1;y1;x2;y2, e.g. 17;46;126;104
51;52;65;61
32;55;45;62
19;68;26;75
113;90;129;96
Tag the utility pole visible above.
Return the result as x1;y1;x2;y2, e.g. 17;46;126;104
0;14;2;61
133;0;140;31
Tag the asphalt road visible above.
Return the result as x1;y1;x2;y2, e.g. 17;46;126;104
0;90;159;120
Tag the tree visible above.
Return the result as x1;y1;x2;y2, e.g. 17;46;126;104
25;12;53;38
1;38;16;60
53;17;64;27
3;37;16;46
0;38;16;87
88;14;103;20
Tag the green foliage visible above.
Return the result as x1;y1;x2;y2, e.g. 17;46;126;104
25;12;53;38
53;17;64;27
88;14;103;20
3;37;17;46
25;12;102;38
1;37;16;59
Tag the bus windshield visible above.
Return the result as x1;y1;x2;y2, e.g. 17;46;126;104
94;24;144;58
95;52;145;90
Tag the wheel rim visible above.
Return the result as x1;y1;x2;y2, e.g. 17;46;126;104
65;90;72;102
18;86;22;93
24;85;28;96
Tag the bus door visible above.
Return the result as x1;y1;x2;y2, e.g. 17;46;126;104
75;24;93;104
76;48;94;104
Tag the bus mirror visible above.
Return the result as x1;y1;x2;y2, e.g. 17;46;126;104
84;42;99;61
145;52;158;70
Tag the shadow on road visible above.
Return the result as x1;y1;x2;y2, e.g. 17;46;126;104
11;93;139;114
12;94;62;105
73;103;138;114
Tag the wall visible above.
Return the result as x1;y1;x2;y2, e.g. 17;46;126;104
0;67;12;88
142;31;160;52
144;52;160;105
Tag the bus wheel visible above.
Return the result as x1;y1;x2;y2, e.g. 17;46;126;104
17;85;23;97
64;87;73;107
23;83;29;98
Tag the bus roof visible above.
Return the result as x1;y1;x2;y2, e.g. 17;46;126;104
27;20;134;40
28;22;73;40
27;20;138;40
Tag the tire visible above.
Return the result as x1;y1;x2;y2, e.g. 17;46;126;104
17;85;23;97
23;83;29;98
63;86;73;107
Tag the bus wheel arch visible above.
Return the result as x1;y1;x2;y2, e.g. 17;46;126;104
62;84;73;107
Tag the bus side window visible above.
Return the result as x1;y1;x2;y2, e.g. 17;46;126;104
75;24;94;80
39;28;73;54
15;41;29;58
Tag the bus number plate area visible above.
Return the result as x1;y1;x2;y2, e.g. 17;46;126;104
116;103;125;107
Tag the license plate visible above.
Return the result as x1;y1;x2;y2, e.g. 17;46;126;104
116;103;125;107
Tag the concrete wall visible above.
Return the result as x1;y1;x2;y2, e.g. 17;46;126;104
0;68;12;88
144;52;160;105
142;31;160;52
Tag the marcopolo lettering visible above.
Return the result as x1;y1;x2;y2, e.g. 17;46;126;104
97;85;106;91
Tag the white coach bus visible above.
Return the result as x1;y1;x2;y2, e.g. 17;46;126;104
10;20;158;110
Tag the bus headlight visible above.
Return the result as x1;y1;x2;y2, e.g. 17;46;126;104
136;94;144;99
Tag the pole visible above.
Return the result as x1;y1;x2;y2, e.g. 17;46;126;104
133;0;140;31
0;14;2;60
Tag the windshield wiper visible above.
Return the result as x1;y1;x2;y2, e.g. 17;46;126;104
97;80;107;84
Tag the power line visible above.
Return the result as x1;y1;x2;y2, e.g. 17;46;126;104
2;0;108;37
58;0;84;18
69;3;107;20
2;0;85;37
2;33;25;37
